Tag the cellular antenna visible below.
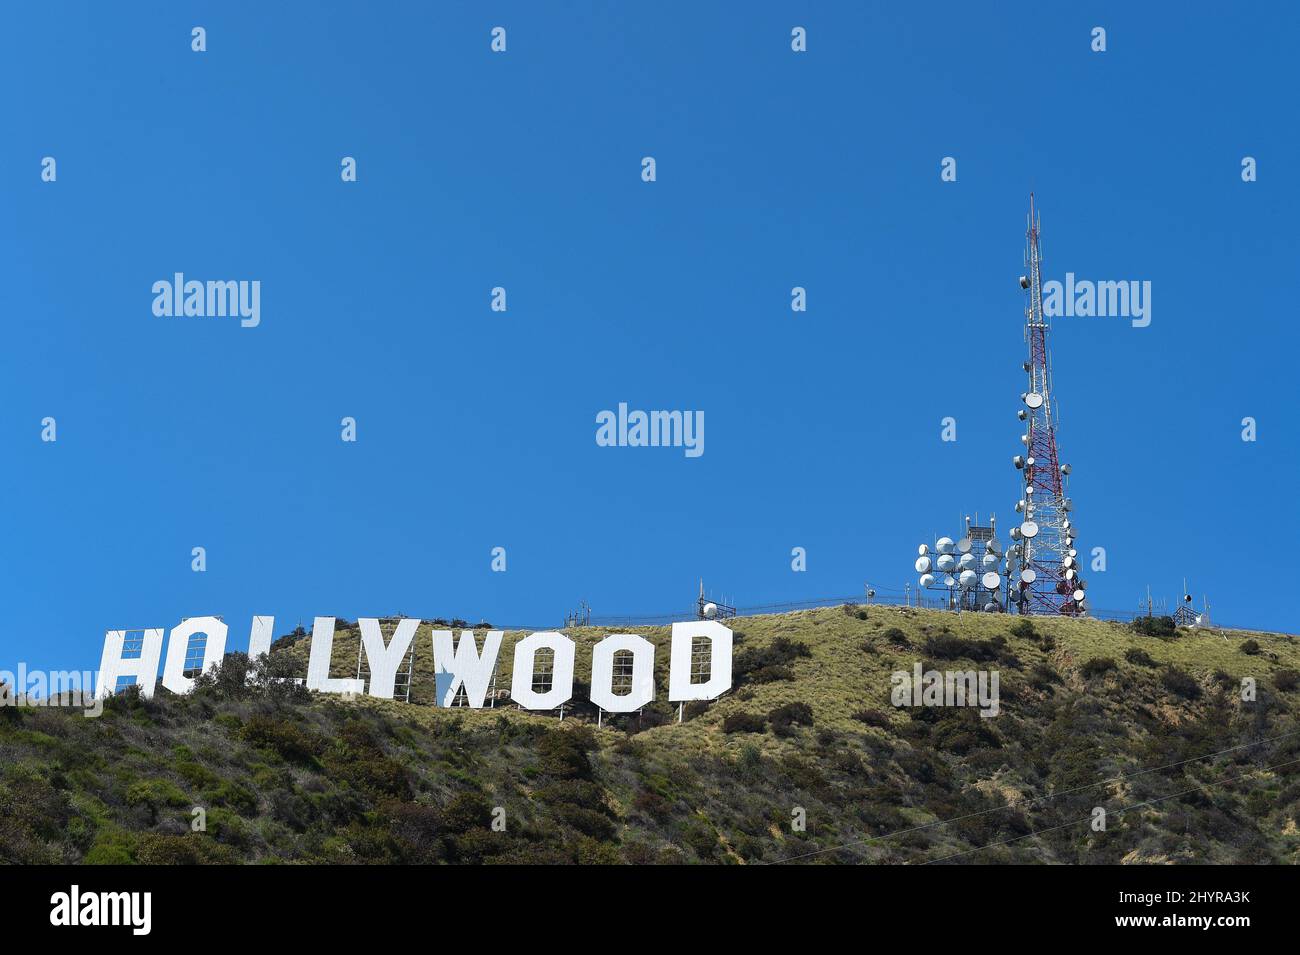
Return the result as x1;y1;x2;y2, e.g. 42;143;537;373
908;196;1087;616
1011;195;1085;615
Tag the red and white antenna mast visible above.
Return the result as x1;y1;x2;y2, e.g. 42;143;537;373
1011;195;1085;615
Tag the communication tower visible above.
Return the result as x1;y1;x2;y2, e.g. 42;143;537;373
1009;195;1086;615
696;579;736;621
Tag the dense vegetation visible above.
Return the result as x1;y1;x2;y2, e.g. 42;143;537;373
2;606;1299;864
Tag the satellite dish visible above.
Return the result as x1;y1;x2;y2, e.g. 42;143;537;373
982;572;1001;590
1020;521;1039;539
1073;589;1086;602
1063;499;1073;511
919;573;936;588
936;554;957;573
936;537;954;555
1015;500;1025;513
918;543;930;556
956;537;972;554
1024;393;1044;409
1067;548;1077;557
1063;556;1075;569
1020;434;1030;445
1010;527;1022;540
1026;457;1035;467
1065;568;1077;581
943;576;957;587
1025;485;1035;496
1060;463;1072;475
959;570;977;590
915;556;932;573
703;602;718;618
1019;275;1030;289
1013;455;1025;469
1020;568;1037;584
958;553;977;571
982;554;999;569
1017;409;1027;421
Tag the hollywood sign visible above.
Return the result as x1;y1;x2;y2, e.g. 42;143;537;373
96;616;733;713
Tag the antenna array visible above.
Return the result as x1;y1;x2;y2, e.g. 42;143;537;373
909;196;1087;616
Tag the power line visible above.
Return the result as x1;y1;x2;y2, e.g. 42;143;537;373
764;727;1300;865
922;755;1300;865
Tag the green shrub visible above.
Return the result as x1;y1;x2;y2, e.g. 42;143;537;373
554;804;616;841
1132;616;1177;637
240;714;323;764
83;829;136;865
1124;648;1157;668
722;712;766;734
734;638;812;683
441;791;493;833
1274;669;1299;692
1241;640;1261;656
537;727;597;779
1010;619;1037;640
881;628;909;647
851;708;892;729
175;761;219;789
535;779;607;809
925;708;999;755
125;779;188;821
1160;667;1201;700
924;633;1007;663
323;721;412;798
1029;662;1062;689
679;816;718;859
769;702;814;737
1079;657;1117;678
633;789;672;821
747;665;795;684
206;780;258;816
134;832;237;864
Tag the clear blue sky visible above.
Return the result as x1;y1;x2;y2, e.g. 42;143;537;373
3;1;1298;677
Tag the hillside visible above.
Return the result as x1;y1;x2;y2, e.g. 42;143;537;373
3;606;1299;864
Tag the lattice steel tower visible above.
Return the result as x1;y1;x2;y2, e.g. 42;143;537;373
1010;195;1085;615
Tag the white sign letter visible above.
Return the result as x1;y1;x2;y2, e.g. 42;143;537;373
589;634;655;713
357;617;419;699
305;617;364;696
162;615;228;694
95;629;164;699
431;630;504;707
510;631;575;710
668;621;733;702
